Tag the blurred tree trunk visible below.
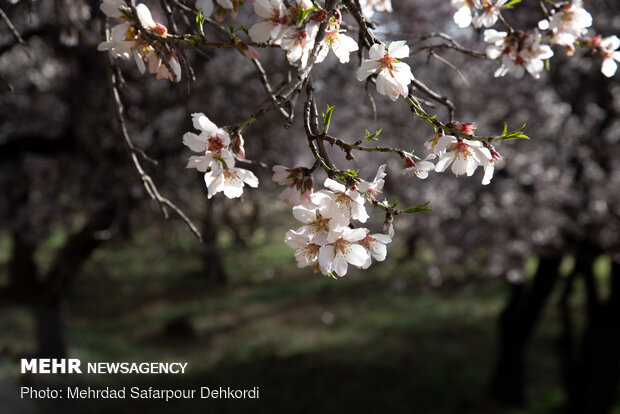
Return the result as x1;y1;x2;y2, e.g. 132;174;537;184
489;255;561;405
560;258;620;414
6;194;130;358
201;199;227;284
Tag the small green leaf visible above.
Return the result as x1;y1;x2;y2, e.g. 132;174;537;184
364;128;382;141
402;201;431;214
196;10;206;26
322;104;335;133
502;0;522;9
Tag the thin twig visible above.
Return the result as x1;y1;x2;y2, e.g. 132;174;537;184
104;56;202;241
0;7;30;57
429;51;471;88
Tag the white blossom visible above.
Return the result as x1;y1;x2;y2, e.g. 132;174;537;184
451;0;481;28
434;135;492;179
358;0;393;19
318;228;370;277
485;29;553;79
291;204;349;245
316;20;359;64
359;232;392;269
280;24;318;68
402;154;436;179
598;35;620;77
284;229;322;269
357;41;414;101
473;0;507;28
313;178;369;224
204;163;259;199
248;0;293;44
100;0;127;18
148;53;182;82
548;2;592;47
481;144;503;185
272;165;314;206
357;164;386;201
97;22;135;60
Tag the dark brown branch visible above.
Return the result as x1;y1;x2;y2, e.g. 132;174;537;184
104;54;202;241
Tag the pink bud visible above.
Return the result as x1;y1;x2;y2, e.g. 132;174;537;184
451;121;477;135
403;157;416;168
232;135;245;159
235;39;261;59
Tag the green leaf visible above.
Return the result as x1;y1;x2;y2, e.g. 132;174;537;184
402;201;431;214
196;10;206;27
502;0;522;8
322;104;335;133
343;169;359;177
299;6;317;23
501;122;508;136
364;128;382;141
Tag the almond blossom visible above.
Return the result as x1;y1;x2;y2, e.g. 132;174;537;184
148;52;182;82
183;113;235;172
100;0;127;18
485;29;553;79
402;154;436;179
316;16;359;64
451;0;480;28
272;165;314;206
473;0;507;28
597;35;620;77
280;24;318;68
98;2;181;82
358;0;393;19
481;144;503;185
318;228;370;277
183;113;258;199
284;229;322;269
248;0;293;44
547;2;592;48
204;163;259;199
359;232;392;269
291;205;349;245
357;164;386;202
313;178;369;224
434;135;492;180
357;41;414;101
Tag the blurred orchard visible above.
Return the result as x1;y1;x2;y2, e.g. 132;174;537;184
0;0;619;413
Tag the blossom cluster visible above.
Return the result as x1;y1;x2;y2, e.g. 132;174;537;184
274;166;392;277
247;0;359;67
451;0;620;78
183;113;258;199
399;123;502;186
98;0;181;82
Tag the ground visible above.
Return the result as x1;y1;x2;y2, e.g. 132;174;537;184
0;221;615;413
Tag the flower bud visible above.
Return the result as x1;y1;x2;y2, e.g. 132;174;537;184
403;156;416;169
232;134;245;159
449;121;477;135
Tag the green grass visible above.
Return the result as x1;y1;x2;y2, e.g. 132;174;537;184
0;226;613;413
